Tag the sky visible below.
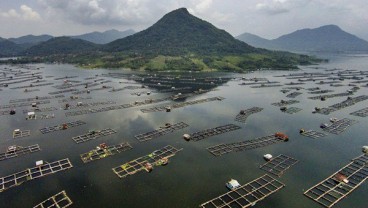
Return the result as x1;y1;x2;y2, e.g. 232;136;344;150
1;0;368;40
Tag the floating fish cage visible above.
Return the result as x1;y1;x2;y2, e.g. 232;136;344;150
304;154;368;208
234;107;263;123
0;158;73;192
200;174;285;208
140;97;225;113
13;129;31;139
259;154;298;177
135;122;189;142
39;120;86;134
33;190;73;208
187;124;241;142
271;100;299;107
350;107;368;117
300;130;328;139
72;128;117;144
207;134;287;157
0;144;40;161
80;142;132;163
321;118;358;135
112;145;182;179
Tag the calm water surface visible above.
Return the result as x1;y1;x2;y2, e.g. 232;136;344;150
0;54;367;208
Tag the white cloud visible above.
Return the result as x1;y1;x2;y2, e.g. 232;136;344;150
1;5;41;21
255;0;310;15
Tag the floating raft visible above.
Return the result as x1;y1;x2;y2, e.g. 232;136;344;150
40;120;86;134
234;107;263;123
140;97;225;113
112;145;182;178
0;100;50;109
65;97;171;117
80;142;132;163
308;92;353;100
188;124;241;142
271;100;299;107
308;90;333;94
48;89;78;95
23;107;58;114
322;118;358;135
9;95;64;103
304;154;368;208
316;95;368;115
250;84;283;88
286;92;302;98
0;144;40;161
72;128;117;144
207;135;287;157
281;107;302;114
58;96;92;103
64;101;115;110
0;158;73;192
350;107;368;117
260;154;298;177
13;130;31;139
300;130;328;139
33;190;73;208
200;174;285;208
135;122;189;142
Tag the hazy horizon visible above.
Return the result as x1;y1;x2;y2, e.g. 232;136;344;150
1;0;368;41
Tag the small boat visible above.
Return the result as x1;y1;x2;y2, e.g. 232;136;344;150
333;173;349;184
144;162;153;172
263;154;273;161
226;179;240;190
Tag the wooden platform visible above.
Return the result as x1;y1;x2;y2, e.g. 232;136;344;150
260;154;298;177
135;122;189;142
112;145;182;178
300;130;328;139
13;130;31;139
72;128;117;144
39;120;86;134
322;118;358;135
80;142;132;163
234;107;263;123
0;158;73;192
304;154;368;208
0;144;41;161
33;190;72;208
207;135;286;157
350;107;368;117
189;124;241;142
200;174;285;208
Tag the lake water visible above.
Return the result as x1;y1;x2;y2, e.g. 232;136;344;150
0;54;367;208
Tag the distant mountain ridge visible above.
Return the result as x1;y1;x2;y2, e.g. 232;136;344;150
237;25;368;52
23;37;98;56
71;29;135;44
